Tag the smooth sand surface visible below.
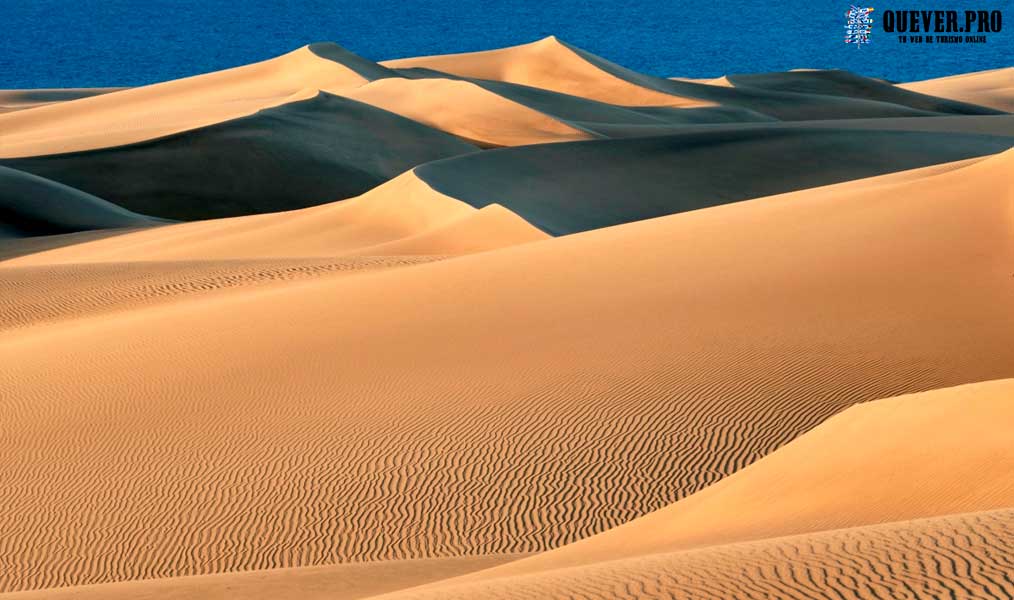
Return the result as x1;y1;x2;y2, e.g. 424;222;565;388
900;67;1014;112
2;149;1013;592
2;42;1012;600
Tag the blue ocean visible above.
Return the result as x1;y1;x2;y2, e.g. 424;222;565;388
2;0;1010;88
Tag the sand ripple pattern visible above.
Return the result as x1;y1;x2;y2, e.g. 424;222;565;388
390;509;1014;600
0;256;443;330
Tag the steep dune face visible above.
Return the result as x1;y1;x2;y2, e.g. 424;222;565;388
383;37;712;107
380;509;1014;600
2;95;477;220
1;150;1013;592
414;127;1013;234
4;171;544;264
0;166;164;237
899;67;1014;112
0;45;389;158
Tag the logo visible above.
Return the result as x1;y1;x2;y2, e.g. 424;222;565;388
845;6;875;46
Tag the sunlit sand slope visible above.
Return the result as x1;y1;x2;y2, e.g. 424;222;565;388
384;37;712;107
387;38;1002;120
4;171;545;264
0;87;125;114
339;78;592;146
899;67;1013;112
1;150;1012;592
0;44;394;158
0;555;524;600
445;379;1014;581
379;509;1014;600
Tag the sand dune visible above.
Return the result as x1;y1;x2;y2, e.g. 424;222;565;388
2;149;1013;592
4;171;545;265
0;44;396;158
0;555;524;600
414;126;1013;234
0;172;546;329
384;37;712;107
0;87;125;114
727;69;1006;114
2;94;476;220
0;165;165;237
389;39;1001;120
445;379;1014;582
2;40;1011;600
339;77;591;147
900;67;1014;112
378;509;1014;600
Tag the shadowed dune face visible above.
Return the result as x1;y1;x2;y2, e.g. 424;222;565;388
415;127;1013;234
1;95;477;220
0;166;165;237
2;37;1013;600
727;69;1007;115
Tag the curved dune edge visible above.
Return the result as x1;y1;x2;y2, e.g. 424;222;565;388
668;76;733;87
337;77;592;146
0;166;164;237
3;171;547;265
371;508;1014;600
383;37;713;108
0;173;547;331
0;46;372;158
1;149;1013;592
427;378;1014;587
899;67;1014;112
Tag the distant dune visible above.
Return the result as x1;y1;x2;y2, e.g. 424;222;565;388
0;87;126;114
0;37;1011;600
900;67;1014;112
